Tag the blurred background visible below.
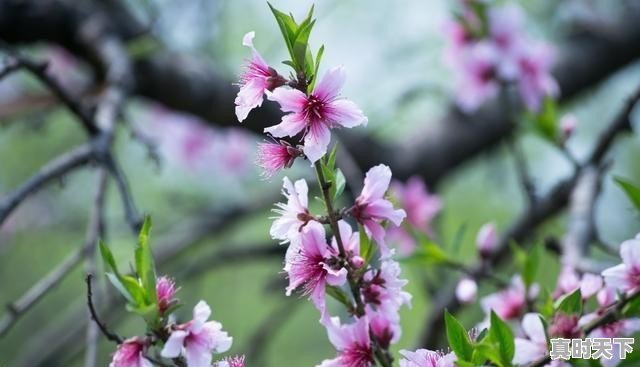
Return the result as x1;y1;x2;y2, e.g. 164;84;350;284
1;0;640;366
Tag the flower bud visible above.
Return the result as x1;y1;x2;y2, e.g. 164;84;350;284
156;276;177;315
476;222;497;257
455;277;478;304
256;140;301;178
351;255;365;269
560;114;576;141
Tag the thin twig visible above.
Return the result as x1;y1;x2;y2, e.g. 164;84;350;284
85;274;123;344
0;143;95;227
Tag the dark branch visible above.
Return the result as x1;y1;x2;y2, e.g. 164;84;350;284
85;274;123;344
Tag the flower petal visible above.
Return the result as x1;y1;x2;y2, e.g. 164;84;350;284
313;66;346;102
325;99;368;128
161;330;188;358
303;122;331;164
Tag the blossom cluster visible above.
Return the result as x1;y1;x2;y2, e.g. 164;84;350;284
445;0;558;112
100;218;243;367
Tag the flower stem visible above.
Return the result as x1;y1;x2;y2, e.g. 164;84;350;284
314;161;365;316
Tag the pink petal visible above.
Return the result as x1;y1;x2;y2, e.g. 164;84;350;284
521;313;546;344
192;301;212;332
202;321;233;353
235;78;265;122
313;66;346;102
324;99;368;128
366;199;406;226
266;88;307;113
184;341;213;367
303;122;331;164
361;164;392;202
620;239;640;269
513;338;546;365
264;112;306;138
161;330;188;358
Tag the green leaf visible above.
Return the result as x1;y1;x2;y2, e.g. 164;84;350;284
134;215;156;305
268;3;298;57
333;169;346;200
99;240;119;275
537;287;555;319
308;44;325;91
105;272;135;304
622;292;640;317
489;311;515;366
529;97;558;141
405;238;450;265
292;18;315;73
555;288;582;315
359;225;375;265
614;176;640;212
522;243;540;287
325;285;352;309
444;310;474;361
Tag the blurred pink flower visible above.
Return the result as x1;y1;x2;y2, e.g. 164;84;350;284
488;4;525;79
161;301;232;367
476;222;498;257
455;277;478;304
110;338;152;367
284;222;347;315
481;275;534;321
553;266;602;300
235;31;284;122
317;316;373;367
352;165;406;251
454;41;500;113
602;234;640;294
398;349;456;367
266;66;367;163
515;43;559;112
388;177;441;256
270;177;310;243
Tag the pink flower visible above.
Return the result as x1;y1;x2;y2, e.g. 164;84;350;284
481;275;533;321
388;177;441;255
476;222;498;256
602;235;640;294
369;312;395;349
352;165;406;251
453;41;499;113
156;275;178;315
515;43;558;112
553;266;603;300
270;177;310;243
214;355;246;367
110;338;152;367
256;140;302;178
362;257;412;328
442;20;472;65
284;221;347;314
161;301;232;367
398;349;456;367
455;277;478;304
317;316;373;367
265;66;367;163
548;313;581;339
235;32;284;122
513;313;548;365
488;4;525;79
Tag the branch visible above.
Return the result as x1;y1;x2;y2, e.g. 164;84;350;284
526;289;640;367
85;274;123;344
418;83;640;348
0;143;94;228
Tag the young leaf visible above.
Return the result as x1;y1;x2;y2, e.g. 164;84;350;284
268;3;298;57
444;310;474;361
522;242;540;287
99;240;120;275
554;288;582;315
325;285;352;309
359;224;375;265
333;169;346;200
135;215;156;305
614;176;640;212
489;311;515;366
404;238;450;265
105;272;135;304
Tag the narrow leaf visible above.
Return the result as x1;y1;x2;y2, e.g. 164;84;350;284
444;310;474;361
614;176;640;211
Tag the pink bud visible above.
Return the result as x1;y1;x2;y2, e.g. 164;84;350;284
560;114;576;140
456;277;478;304
351;255;365;269
110;337;150;367
156;276;177;314
256;140;301;178
476;222;498;256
